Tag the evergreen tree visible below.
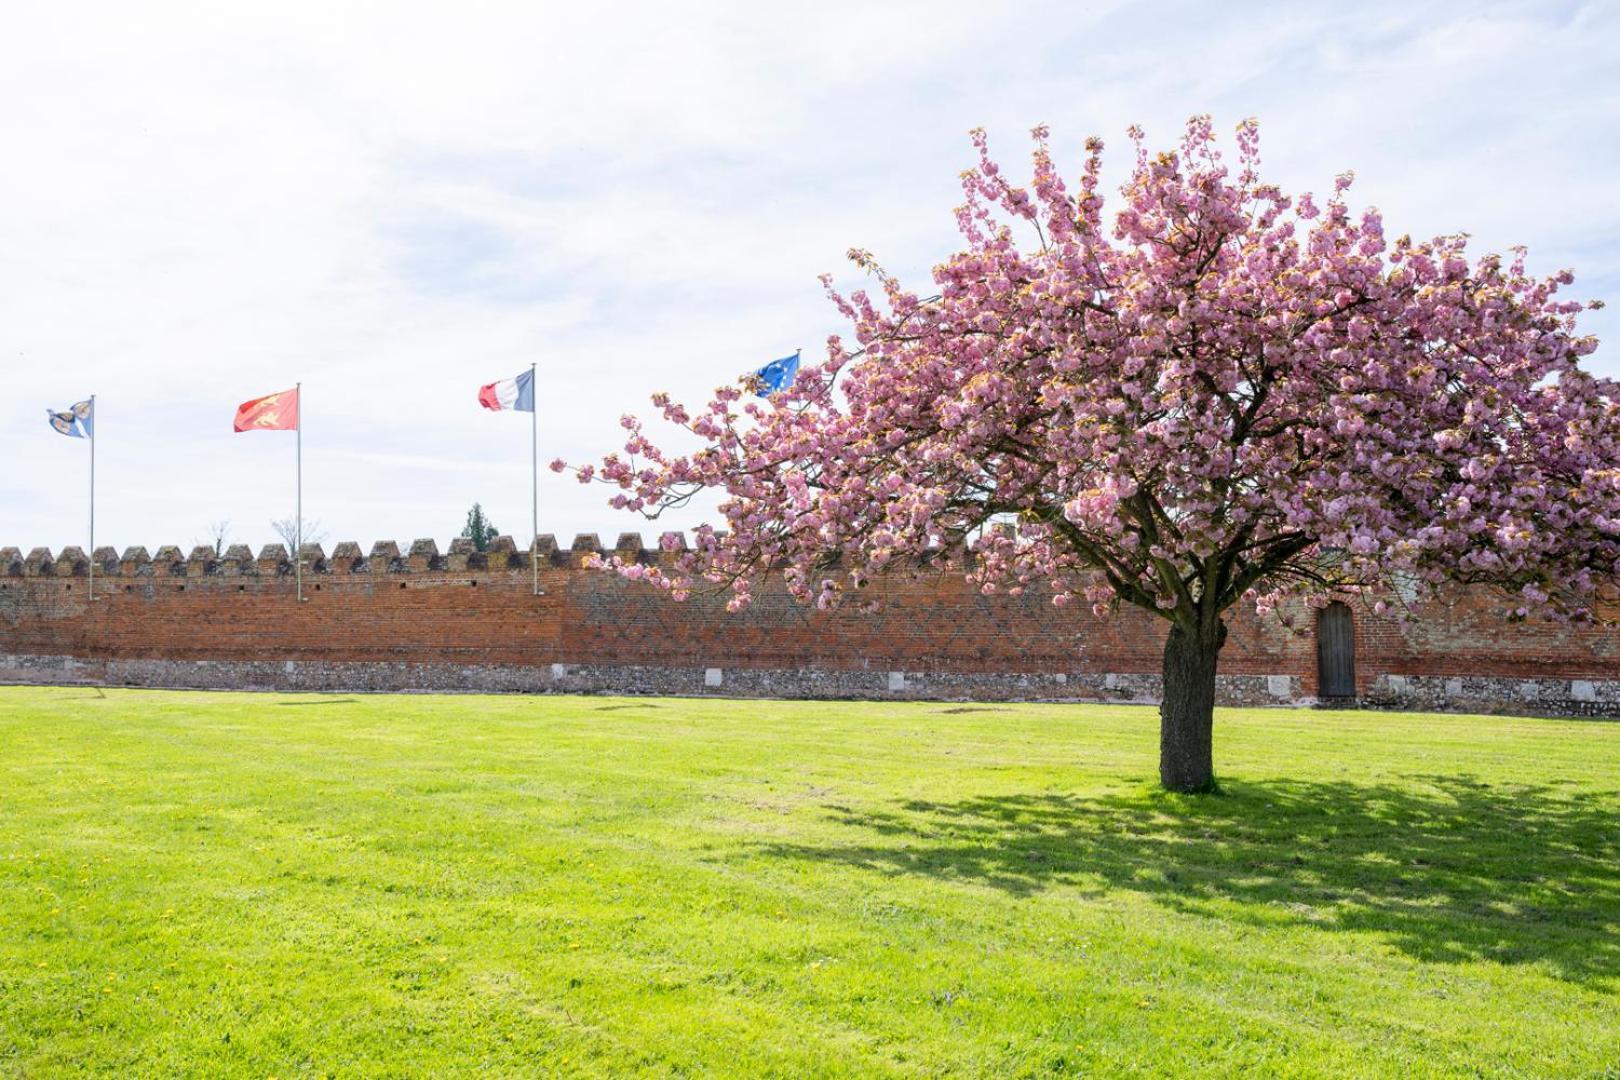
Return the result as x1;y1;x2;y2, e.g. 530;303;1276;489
462;503;499;551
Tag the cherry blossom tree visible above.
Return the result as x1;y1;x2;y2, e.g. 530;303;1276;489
561;117;1615;792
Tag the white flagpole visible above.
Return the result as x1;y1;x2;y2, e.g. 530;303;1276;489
88;393;96;602
530;361;539;596
296;381;304;603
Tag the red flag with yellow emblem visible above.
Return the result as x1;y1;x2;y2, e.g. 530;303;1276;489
233;388;299;432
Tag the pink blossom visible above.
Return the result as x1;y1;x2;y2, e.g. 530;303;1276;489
561;115;1615;636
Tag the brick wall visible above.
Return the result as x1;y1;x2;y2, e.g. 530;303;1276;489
2;534;1616;714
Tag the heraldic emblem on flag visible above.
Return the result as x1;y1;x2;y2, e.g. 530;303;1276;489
47;399;94;438
233;388;300;432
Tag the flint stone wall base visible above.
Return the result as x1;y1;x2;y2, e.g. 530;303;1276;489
2;653;1614;716
1359;673;1620;718
0;652;1285;705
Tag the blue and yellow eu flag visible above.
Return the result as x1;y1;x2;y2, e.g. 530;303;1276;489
747;352;800;397
47;399;94;439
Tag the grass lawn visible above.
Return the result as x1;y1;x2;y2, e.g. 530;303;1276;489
0;687;1616;1077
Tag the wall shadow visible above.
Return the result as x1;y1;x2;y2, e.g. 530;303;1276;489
750;776;1620;987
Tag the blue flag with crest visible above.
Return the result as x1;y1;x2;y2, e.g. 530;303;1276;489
47;399;94;439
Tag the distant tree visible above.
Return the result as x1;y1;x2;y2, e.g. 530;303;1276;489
563;117;1617;793
270;517;327;552
462;503;500;551
197;520;231;558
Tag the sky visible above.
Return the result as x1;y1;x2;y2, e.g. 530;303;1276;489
2;0;1616;555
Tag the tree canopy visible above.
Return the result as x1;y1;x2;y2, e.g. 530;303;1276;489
561;117;1615;788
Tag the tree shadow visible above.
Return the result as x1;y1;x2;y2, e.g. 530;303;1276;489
749;776;1620;988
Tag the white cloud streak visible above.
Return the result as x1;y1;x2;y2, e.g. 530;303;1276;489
1;0;1614;552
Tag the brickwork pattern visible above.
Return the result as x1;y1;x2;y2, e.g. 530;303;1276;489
2;535;1617;714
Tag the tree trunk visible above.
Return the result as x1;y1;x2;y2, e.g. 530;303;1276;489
1159;619;1225;793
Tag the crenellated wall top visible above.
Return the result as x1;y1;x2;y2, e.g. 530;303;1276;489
0;533;705;577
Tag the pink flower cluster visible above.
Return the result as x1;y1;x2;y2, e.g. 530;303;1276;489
560;117;1616;629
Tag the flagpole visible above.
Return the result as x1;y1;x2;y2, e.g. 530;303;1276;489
88;393;96;602
530;361;539;597
296;381;304;603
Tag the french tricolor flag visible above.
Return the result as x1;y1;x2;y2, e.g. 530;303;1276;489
478;369;535;412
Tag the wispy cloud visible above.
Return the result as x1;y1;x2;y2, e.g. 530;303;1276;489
1;0;1614;551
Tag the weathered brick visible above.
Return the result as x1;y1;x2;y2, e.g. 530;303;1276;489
0;537;1615;716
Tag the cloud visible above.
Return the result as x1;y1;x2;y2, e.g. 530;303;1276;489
1;0;1614;552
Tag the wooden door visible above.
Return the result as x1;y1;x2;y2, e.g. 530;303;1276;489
1317;602;1356;698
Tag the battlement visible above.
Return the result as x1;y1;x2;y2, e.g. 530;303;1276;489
0;531;966;580
0;533;705;579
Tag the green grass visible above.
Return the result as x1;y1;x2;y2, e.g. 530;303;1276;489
1;687;1617;1078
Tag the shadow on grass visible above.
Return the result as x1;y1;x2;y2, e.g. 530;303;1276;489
595;703;663;711
753;776;1620;987
277;698;360;706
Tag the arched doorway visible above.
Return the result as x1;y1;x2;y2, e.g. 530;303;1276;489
1317;602;1356;698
